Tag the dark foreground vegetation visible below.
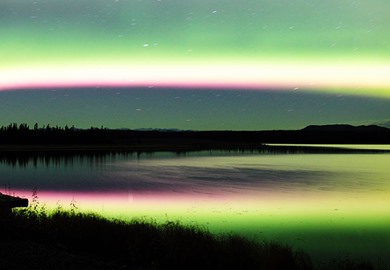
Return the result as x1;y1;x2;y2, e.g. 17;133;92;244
0;202;375;270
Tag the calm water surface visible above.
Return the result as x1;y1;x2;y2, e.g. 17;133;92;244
1;146;390;266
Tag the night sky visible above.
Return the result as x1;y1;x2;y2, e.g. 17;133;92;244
1;0;389;130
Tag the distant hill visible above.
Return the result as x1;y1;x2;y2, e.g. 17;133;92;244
302;124;390;132
296;124;390;144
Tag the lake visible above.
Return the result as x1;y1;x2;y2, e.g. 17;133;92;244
1;145;390;267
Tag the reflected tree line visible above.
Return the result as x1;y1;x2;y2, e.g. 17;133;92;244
0;123;389;168
0;146;388;168
0;151;137;168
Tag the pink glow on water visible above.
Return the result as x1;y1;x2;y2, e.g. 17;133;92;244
14;188;390;220
13;189;237;216
1;63;390;92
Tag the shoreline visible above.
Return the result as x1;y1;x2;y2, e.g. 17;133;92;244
1;207;377;270
0;143;389;154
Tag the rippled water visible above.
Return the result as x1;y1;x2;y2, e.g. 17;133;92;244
1;146;389;266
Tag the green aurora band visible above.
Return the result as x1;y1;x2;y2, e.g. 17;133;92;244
1;0;390;96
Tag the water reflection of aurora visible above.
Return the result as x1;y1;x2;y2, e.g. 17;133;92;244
4;151;390;266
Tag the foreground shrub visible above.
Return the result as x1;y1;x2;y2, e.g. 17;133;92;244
0;206;375;270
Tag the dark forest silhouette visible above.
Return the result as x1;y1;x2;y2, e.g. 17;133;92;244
0;123;389;151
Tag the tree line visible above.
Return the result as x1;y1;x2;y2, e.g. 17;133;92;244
0;123;389;146
0;123;112;145
0;123;105;132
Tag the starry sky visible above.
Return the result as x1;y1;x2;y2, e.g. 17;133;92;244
0;0;389;130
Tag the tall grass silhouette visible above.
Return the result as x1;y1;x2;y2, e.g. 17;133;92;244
0;195;375;270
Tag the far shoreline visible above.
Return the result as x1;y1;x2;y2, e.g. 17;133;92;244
0;123;389;153
0;143;389;154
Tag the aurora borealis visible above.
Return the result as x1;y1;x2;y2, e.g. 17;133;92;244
1;0;390;129
2;2;390;267
1;88;390;130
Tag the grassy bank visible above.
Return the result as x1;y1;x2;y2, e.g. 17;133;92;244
0;204;375;270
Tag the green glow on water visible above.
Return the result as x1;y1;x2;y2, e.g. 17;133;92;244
10;150;390;265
